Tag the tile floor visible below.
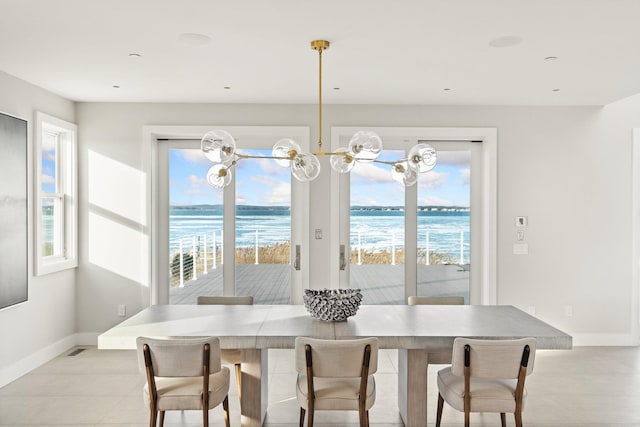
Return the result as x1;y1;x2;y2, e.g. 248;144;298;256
0;346;639;426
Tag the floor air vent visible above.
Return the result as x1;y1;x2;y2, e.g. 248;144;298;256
67;348;86;357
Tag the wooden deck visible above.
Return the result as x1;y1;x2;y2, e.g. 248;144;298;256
170;263;469;305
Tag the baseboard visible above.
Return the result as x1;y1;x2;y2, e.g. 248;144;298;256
0;332;100;388
571;332;639;346
0;334;76;388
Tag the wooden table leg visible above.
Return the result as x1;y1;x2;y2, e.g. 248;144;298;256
398;349;429;427
240;349;268;427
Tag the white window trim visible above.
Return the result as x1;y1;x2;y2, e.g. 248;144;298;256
34;112;78;275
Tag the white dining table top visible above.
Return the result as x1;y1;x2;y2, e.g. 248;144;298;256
97;304;572;350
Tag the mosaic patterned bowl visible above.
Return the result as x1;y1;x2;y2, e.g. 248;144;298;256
303;288;362;321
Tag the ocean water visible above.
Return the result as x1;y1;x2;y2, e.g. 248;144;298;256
170;206;470;262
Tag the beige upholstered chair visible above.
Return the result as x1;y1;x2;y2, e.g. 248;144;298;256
436;337;536;427
136;336;230;427
295;337;378;427
407;295;465;305
196;295;253;402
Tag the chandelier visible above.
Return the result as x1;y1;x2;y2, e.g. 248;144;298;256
201;40;437;188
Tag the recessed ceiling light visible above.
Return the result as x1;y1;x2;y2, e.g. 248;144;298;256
129;53;142;58
443;88;451;91
333;87;340;90
552;88;560;92
178;33;212;45
223;86;231;90
488;36;523;47
112;85;120;89
544;56;558;61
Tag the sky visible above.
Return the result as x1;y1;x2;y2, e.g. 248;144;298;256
169;147;470;207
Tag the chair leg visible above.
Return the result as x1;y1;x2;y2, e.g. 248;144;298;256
365;409;370;427
500;412;506;427
515;410;523;427
308;406;314;427
464;408;470;427
223;395;230;427
358;406;366;427
203;402;209;427
436;393;444;427
299;407;305;427
158;410;165;427
149;406;157;427
235;363;242;402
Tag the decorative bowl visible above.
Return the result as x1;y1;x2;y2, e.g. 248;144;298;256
303;288;362;321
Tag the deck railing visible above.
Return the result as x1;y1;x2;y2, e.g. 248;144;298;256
170;228;469;287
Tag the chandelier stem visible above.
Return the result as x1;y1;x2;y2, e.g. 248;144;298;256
311;39;329;156
317;46;324;155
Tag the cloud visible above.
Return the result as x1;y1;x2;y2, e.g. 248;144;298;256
261;181;291;204
459;168;470;186
188;174;207;187
43;151;56;162
179;174;223;203
179;149;210;165
435;150;470;166
351;162;393;184
418;170;447;189
41;174;55;185
255;157;288;175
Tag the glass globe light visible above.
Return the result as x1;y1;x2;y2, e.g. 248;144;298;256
408;143;437;173
201;129;236;165
330;148;355;173
291;153;321;182
206;164;232;188
391;161;418;187
347;130;383;162
272;138;301;167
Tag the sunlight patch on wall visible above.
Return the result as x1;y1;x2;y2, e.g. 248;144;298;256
89;212;149;286
88;150;146;226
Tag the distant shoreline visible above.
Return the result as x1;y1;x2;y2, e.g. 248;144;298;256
170;204;470;213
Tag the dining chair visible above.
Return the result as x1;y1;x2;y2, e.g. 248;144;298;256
197;295;253;403
407;295;465;305
136;336;230;427
436;337;537;427
295;336;378;427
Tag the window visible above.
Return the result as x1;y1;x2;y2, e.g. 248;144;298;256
35;112;77;275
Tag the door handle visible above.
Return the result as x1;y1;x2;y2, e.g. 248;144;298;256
340;244;347;270
294;244;301;270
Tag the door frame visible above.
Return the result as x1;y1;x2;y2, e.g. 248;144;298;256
330;126;497;305
143;125;311;305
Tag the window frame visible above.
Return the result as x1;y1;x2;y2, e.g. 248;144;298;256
34;112;78;275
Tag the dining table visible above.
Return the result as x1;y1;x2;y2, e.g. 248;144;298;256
98;304;572;427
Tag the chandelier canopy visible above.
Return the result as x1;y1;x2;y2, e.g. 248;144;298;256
202;40;437;188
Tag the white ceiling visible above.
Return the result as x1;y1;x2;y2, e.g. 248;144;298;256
1;0;640;106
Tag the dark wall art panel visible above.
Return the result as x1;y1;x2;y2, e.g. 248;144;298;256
0;112;28;309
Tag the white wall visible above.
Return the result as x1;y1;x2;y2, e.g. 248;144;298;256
75;101;640;345
1;70;637;387
0;71;76;385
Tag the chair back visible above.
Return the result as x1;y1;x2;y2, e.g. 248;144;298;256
136;336;222;377
408;296;465;305
295;337;378;377
197;295;254;305
450;337;536;379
